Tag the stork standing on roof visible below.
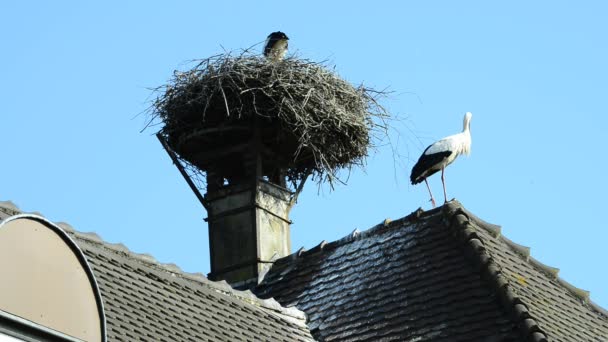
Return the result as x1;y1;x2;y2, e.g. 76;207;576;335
410;112;472;208
263;31;289;61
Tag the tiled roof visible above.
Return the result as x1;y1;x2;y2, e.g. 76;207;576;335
5;198;607;341
0;201;314;342
449;203;608;342
0;201;21;220
255;201;608;341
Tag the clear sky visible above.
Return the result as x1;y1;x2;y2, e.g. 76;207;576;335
2;2;607;308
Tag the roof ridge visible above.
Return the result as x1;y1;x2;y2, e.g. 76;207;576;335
71;230;309;326
443;201;549;342
0;199;309;326
456;204;608;318
0;200;20;216
272;206;442;267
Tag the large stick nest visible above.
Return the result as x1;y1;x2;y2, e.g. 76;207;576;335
151;52;389;189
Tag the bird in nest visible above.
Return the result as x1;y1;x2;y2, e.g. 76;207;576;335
263;31;289;61
410;112;472;208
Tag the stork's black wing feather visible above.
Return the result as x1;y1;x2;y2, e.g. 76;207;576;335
264;37;279;57
410;150;452;184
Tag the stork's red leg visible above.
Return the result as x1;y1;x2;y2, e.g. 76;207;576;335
441;167;448;204
424;178;436;208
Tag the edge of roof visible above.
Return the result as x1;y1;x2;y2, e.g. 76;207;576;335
452;202;608;318
442;202;548;342
0;200;308;327
271;206;437;268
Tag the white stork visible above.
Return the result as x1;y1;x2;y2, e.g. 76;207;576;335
263;31;289;61
410;112;472;207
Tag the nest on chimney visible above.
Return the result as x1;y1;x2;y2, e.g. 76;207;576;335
150;52;389;190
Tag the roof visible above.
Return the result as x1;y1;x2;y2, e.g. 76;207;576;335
4;199;607;342
255;201;608;341
0;201;314;342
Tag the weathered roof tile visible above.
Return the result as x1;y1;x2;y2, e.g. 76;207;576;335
455;202;608;342
256;206;522;341
256;201;608;341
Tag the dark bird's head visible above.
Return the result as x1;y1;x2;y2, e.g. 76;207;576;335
264;31;289;61
267;31;289;41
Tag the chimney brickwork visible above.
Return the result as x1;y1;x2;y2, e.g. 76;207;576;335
206;180;292;287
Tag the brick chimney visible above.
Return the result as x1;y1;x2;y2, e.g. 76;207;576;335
205;178;292;287
158;125;298;289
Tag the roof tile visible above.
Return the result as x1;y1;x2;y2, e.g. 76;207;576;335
256;206;523;341
0;201;314;342
5;198;606;341
256;201;608;341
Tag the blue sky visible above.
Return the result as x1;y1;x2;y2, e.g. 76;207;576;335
2;2;607;308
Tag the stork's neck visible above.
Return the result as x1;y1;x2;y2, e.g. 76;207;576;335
463;116;471;133
461;113;472;156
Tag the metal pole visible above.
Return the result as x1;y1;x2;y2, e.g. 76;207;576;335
156;133;208;210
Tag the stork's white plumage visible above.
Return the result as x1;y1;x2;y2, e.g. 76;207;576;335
410;112;472;207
